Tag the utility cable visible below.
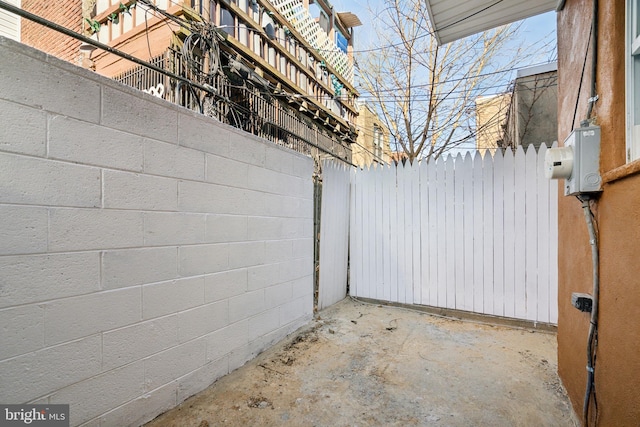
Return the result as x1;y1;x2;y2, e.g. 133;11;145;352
0;0;215;96
579;195;600;427
585;0;599;122
571;23;592;130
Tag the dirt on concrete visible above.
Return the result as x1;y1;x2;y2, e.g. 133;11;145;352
145;298;576;427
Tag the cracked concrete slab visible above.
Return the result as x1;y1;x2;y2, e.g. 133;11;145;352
145;298;576;427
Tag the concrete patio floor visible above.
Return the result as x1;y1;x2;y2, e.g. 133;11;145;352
145;298;576;427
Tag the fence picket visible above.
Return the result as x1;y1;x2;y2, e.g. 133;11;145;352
436;158;448;308
365;165;375;299
513;147;527;319
482;152;495;314
372;164;384;299
444;156;456;309
402;164;413;304
411;164;421;305
473;151;485;313
503;150;516;318
389;166;399;303
525;147;539;321
382;165;393;302
493;150;505;317
427;160;439;307
462;153;475;312
454;153;465;311
418;162;430;305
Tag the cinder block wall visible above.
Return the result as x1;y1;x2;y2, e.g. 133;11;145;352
0;37;314;426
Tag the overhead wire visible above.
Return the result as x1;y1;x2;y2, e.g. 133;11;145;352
0;0;216;95
146;0;557;112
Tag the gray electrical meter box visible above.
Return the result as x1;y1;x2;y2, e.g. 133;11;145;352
563;126;602;196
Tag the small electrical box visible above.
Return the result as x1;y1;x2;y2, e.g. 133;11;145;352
545;126;602;196
572;292;593;312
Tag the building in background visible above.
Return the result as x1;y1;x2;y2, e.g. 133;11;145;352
501;62;558;150
475;93;511;156
18;0;361;168
475;62;557;155
353;103;390;167
20;0;82;62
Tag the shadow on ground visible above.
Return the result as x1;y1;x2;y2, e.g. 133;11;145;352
146;298;575;427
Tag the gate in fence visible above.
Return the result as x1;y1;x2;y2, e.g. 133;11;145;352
319;145;558;325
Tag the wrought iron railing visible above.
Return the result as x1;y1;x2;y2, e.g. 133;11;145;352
112;49;351;162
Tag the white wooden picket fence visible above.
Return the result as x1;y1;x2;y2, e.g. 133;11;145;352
319;145;558;324
317;161;351;310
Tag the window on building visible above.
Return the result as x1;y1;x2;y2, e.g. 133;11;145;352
309;3;330;34
627;0;640;161
220;7;235;37
335;29;348;54
191;0;203;14
318;11;330;34
373;125;383;160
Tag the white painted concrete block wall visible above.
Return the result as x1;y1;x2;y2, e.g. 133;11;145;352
0;37;314;426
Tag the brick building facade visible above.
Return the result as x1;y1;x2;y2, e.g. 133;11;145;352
21;0;84;65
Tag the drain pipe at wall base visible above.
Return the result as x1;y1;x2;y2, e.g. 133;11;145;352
580;196;599;426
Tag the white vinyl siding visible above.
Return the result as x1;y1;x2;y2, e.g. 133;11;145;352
0;0;20;41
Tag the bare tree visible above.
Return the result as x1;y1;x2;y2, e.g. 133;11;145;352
500;71;559;150
357;0;524;162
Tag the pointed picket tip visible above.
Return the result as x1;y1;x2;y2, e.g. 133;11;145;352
493;148;504;165
473;150;483;163
525;144;537;159
464;151;473;162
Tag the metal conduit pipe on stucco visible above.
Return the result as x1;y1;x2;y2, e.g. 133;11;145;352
581;197;600;426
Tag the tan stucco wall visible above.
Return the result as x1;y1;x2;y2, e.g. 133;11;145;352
354;104;390;167
557;0;640;424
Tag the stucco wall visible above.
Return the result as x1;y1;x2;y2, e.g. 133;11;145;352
514;70;558;149
0;37;314;426
557;0;640;424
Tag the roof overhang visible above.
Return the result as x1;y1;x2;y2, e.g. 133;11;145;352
337;12;362;28
425;0;557;45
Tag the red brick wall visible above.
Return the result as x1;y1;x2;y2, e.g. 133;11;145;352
21;0;83;64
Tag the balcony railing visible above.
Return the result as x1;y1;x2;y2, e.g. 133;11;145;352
270;0;353;83
112;49;351;162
